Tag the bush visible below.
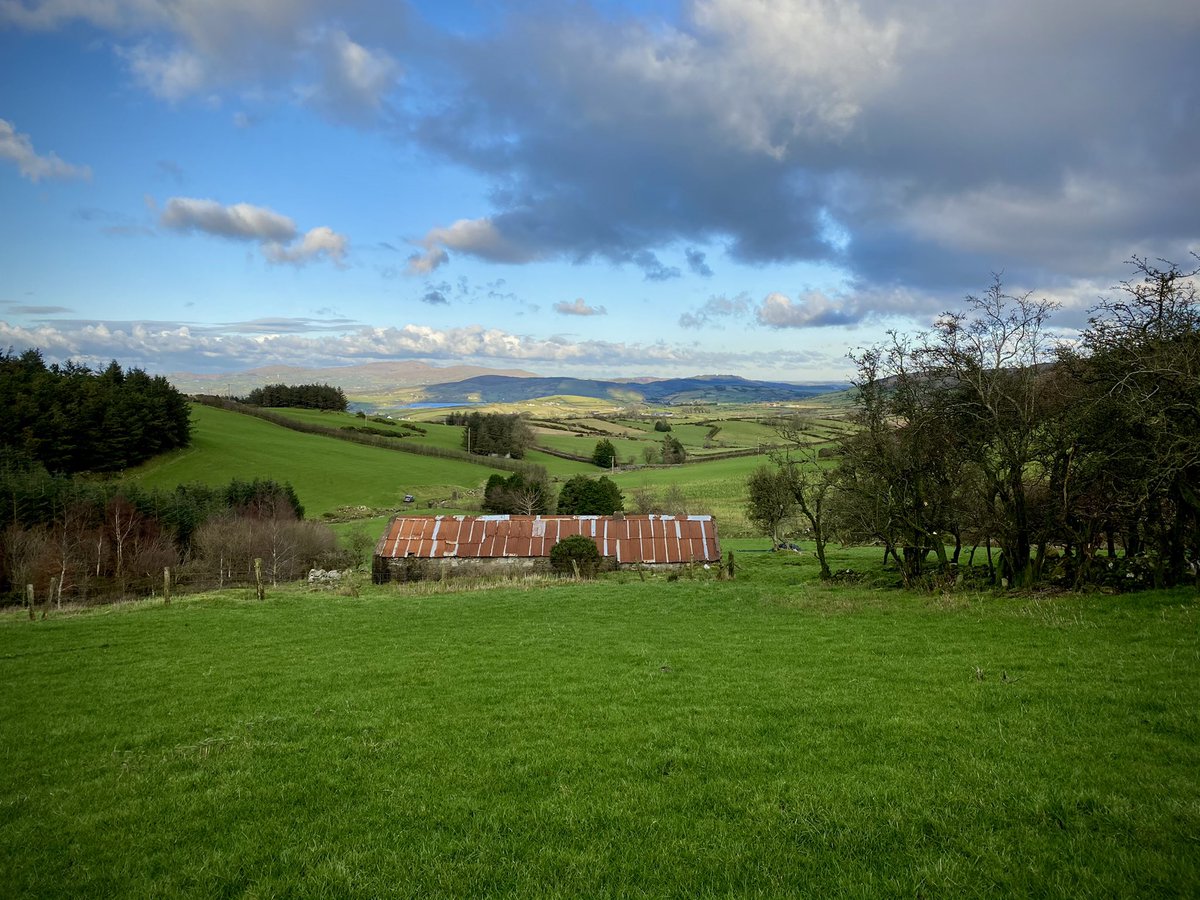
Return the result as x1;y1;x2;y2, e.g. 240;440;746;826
549;534;602;578
653;419;672;432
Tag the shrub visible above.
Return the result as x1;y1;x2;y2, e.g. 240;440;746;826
549;534;602;578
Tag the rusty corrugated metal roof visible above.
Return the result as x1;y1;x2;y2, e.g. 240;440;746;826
374;514;721;564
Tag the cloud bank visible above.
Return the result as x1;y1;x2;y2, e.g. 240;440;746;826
0;316;843;380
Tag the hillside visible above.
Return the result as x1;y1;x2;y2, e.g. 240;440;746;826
128;404;508;516
418;374;846;405
166;361;539;398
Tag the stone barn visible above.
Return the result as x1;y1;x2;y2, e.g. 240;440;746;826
373;513;721;582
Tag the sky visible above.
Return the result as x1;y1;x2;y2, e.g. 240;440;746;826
1;0;1197;382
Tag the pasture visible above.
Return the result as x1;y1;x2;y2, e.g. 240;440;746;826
2;552;1197;897
128;404;506;516
125;403;789;530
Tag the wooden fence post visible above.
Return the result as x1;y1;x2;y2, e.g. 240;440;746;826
163;567;171;605
255;558;265;600
726;550;735;580
26;584;35;621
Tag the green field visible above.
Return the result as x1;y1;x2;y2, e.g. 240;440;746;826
129;405;507;516
612;455;782;532
2;553;1197;897
126;403;785;528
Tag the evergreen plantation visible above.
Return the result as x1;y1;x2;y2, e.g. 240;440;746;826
0;349;191;473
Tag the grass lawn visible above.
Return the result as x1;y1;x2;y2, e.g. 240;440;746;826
2;552;1197;897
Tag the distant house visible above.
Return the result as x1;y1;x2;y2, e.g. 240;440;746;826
373;513;721;582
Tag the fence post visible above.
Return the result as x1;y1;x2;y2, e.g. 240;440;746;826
726;550;735;580
255;558;265;600
26;584;35;621
163;567;171;605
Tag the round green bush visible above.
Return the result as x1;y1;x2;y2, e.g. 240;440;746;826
549;534;602;578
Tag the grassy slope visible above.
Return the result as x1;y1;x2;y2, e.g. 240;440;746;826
1;557;1197;897
613;455;775;532
128;404;506;516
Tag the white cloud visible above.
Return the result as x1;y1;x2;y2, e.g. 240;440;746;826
678;293;752;329
553;298;607;317
263;225;348;267
756;290;860;329
0;118;91;183
302;29;398;124
2;1;400;121
119;43;208;100
572;0;900;162
406;246;449;274
408;217;540;272
159;196;347;267
160;197;295;241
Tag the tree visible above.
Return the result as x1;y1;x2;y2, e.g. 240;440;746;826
0;351;191;474
592;439;618;469
549;534;602;578
460;413;535;458
557;476;624;515
745;466;796;547
661;435;687;464
771;417;837;579
481;469;553;515
653;419;672;432
243;383;347;410
832;332;963;586
922;277;1061;587
1064;255;1200;586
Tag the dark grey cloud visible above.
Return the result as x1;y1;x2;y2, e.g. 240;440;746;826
632;251;680;282
403;0;1199;302
9;0;1197;309
422;289;449;305
686;248;713;277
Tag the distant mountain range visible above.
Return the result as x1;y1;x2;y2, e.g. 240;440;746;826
167;362;846;406
167;361;538;397
416;374;845;405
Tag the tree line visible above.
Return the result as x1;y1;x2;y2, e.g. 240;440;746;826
748;257;1200;591
0;350;191;474
242;383;348;410
482;470;624;516
0;466;344;605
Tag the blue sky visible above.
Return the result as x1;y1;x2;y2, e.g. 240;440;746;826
1;1;1197;381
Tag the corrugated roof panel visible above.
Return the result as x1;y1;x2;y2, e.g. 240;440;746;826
375;515;720;562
